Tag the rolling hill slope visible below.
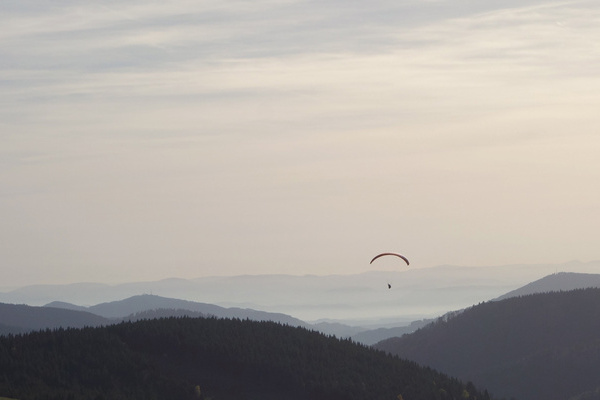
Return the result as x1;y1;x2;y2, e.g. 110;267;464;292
0;303;110;334
495;272;600;301
0;316;492;400
375;288;600;400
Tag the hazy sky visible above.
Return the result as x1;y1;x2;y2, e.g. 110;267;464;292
2;0;600;287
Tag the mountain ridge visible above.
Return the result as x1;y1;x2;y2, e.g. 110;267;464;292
48;294;310;326
494;271;600;300
0;294;310;336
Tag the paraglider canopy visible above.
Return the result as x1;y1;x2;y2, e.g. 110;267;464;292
370;252;409;266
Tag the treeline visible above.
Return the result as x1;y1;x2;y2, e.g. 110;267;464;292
123;307;209;321
0;316;492;400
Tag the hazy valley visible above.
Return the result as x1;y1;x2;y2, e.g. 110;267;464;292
3;261;599;324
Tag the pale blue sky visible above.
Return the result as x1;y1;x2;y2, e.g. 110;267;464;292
2;0;600;286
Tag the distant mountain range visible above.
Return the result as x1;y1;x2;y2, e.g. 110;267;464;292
0;293;423;344
47;294;309;325
3;261;599;324
0;294;309;336
375;287;600;400
3;270;600;346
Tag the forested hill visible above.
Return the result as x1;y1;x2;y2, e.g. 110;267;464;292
374;288;600;400
0;317;491;400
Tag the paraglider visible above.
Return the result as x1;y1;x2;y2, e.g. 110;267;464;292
370;252;410;289
370;252;409;266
